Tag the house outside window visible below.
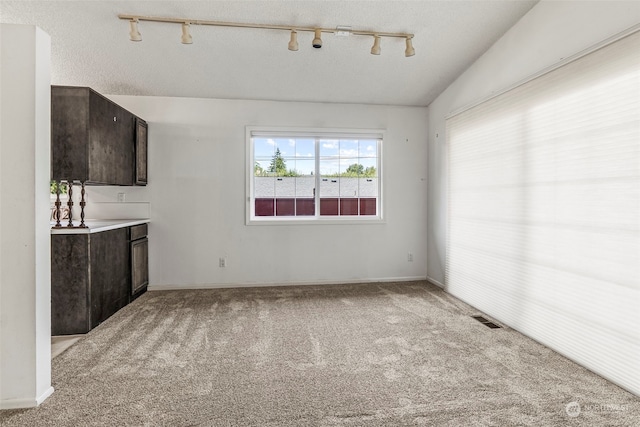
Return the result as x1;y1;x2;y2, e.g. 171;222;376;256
247;127;383;224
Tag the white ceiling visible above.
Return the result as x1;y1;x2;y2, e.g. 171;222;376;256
1;0;538;107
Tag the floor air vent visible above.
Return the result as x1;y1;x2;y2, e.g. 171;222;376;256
472;315;502;329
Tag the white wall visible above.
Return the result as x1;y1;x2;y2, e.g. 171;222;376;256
0;24;53;409
93;96;428;288
427;0;640;285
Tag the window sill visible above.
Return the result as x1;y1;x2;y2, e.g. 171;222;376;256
246;216;386;226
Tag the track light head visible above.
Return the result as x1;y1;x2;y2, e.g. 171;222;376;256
370;35;381;55
181;22;193;44
129;19;142;42
288;30;299;51
312;29;322;49
405;36;415;57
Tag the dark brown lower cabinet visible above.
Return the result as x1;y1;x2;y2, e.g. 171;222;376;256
52;225;148;335
130;224;149;298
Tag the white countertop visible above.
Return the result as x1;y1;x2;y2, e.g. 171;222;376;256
50;219;150;234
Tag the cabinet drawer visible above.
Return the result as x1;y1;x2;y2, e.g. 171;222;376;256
130;224;148;240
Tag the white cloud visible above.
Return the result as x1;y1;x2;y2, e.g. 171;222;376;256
339;148;358;157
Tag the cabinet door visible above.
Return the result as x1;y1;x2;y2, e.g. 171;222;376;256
131;237;149;295
116;108;135;185
51;86;90;181
135;118;148;185
88;92;135;185
90;228;130;328
51;234;91;335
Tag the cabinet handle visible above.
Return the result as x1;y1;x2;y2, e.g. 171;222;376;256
113;117;117;122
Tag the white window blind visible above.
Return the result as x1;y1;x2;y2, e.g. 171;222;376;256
446;30;640;395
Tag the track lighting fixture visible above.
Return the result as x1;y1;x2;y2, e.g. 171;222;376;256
129;19;142;42
118;14;415;57
312;29;323;49
181;22;193;44
288;30;299;51
405;36;415;57
371;35;381;55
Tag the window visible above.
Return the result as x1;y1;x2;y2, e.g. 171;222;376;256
247;128;383;223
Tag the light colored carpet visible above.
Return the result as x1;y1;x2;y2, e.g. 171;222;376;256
1;281;638;426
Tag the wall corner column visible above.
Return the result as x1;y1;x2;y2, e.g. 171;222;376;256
0;24;53;409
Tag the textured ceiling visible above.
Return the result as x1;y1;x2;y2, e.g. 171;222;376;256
1;1;538;106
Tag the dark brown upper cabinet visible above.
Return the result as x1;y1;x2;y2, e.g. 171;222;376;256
52;86;147;186
135;117;148;185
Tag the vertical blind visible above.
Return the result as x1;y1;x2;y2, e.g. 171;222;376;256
446;30;640;395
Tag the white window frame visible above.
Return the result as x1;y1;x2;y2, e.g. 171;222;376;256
246;126;385;225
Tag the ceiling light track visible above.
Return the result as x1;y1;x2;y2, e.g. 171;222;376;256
118;14;415;57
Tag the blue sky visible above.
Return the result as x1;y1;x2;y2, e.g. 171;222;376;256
254;137;378;175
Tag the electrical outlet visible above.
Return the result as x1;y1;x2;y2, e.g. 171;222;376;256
117;192;126;203
408;253;414;262
219;257;227;268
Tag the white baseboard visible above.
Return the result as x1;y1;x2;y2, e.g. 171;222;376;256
0;386;54;410
148;276;427;291
36;386;55;405
426;276;445;288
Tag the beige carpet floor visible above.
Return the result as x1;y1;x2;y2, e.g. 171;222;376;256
1;281;638;426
